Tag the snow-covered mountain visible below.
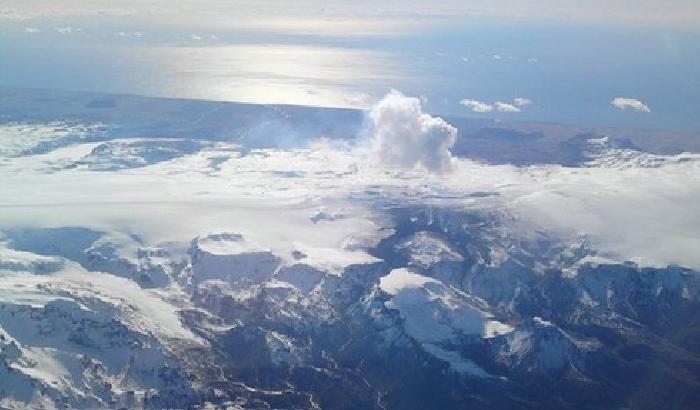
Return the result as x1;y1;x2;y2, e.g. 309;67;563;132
1;88;700;409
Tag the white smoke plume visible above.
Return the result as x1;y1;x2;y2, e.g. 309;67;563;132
368;90;457;174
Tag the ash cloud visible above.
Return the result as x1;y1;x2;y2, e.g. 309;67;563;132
368;90;457;174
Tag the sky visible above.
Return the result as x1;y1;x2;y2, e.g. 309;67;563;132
1;0;699;130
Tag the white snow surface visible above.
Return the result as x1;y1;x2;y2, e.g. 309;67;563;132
195;232;270;255
0;122;105;157
0;253;199;343
379;268;440;295
0;244;202;408
421;343;493;377
378;269;509;377
395;231;464;268
378;268;513;341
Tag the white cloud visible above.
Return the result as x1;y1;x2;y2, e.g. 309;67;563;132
459;99;494;113
611;97;651;112
492;54;503;60
344;91;374;107
189;33;218;41
527;57;538;63
461;98;531;113
24;27;40;33
513;151;700;269
116;31;144;38
495;102;521;112
55;26;81;34
513;97;532;107
369;90;457;174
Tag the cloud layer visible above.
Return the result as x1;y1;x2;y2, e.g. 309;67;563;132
513;97;532;107
370;90;457;173
459;99;493;113
460;97;533;113
494;102;520;112
611;97;651;112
